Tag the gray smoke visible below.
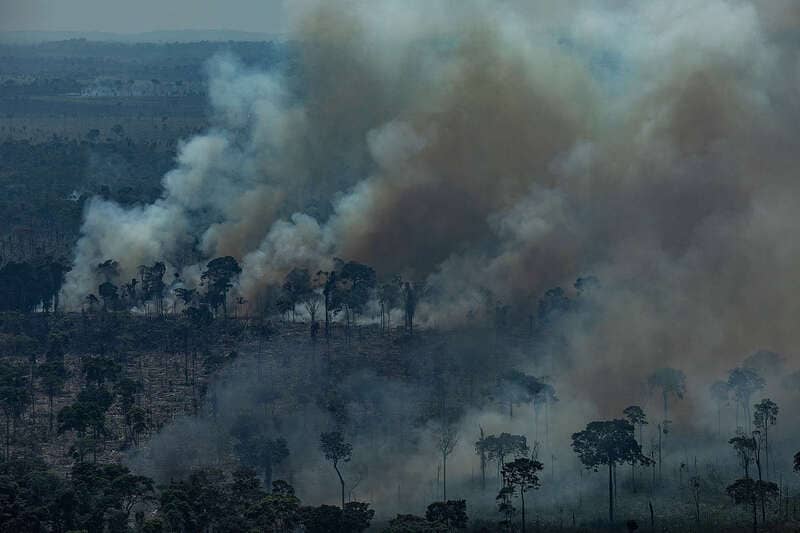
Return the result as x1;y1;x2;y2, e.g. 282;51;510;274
62;0;800;515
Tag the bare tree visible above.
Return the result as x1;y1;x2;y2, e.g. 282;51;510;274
436;420;459;501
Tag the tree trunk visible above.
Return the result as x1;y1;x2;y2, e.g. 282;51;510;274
695;494;700;525
614;463;617;510
265;461;273;492
608;461;614;524
335;464;346;509
443;451;447;501
764;425;769;480
521;489;526;533
658;425;662;484
324;293;329;338
480;451;486;491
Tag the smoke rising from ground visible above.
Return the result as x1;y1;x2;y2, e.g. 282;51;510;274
63;0;800;514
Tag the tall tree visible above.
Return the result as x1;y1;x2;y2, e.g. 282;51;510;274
436;420;459;501
501;458;543;533
622;405;648;491
337;261;376;334
142;261;167;315
402;281;418;335
726;477;778;533
38;340;68;433
647;367;686;421
572;419;646;524
753;398;778;479
282;268;312;322
0;361;30;460
320;431;352;509
377;276;401;334
709;381;730;437
729;435;756;479
475;427;488;491
483;433;530;485
201;256;242;317
727;367;764;433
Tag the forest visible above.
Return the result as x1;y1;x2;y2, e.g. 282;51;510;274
2;1;800;532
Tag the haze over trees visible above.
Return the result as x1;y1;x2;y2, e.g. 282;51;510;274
3;1;800;532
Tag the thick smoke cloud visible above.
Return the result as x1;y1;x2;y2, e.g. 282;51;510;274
63;0;800;512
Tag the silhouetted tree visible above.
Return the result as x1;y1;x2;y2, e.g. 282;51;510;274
0;361;30;459
501;458;543;533
647;367;685;421
728;367;764;433
231;416;290;490
337;261;376;334
436;419;459;501
38;339;68;433
426;499;468;530
98;281;119;310
730;435;756;479
201;256;242;317
142;261;167;315
496;484;516;531
476;427;488;491
753;398;778;479
402;281;418;335
623;405;648;443
623;405;648;491
174;286;196;310
320;431;352;509
282;267;312;322
116;377;143;443
710;381;730;437
378;276;401;333
726;477;778;533
483;433;530;485
690;476;702;526
572;419;646;524
96;259;120;282
58;384;114;462
248;479;301;531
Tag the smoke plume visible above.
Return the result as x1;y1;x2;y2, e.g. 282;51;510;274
62;0;800;514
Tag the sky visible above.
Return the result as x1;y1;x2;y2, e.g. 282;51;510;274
0;0;288;34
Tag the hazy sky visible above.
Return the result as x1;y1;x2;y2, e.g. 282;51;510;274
0;0;288;33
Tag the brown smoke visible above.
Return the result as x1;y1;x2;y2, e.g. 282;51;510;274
63;0;800;419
